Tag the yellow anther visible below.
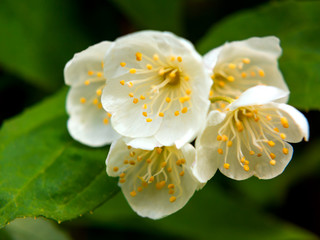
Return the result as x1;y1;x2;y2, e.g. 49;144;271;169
177;56;182;62
156;181;166;189
120;62;126;67
161;162;167;168
146;64;153;70
257;153;262;157
280;133;286;139
184;76;190;81
153;54;159;61
181;107;188;114
120;80;125;85
240;157;245;163
218;81;225;87
222;135;228;141
133;98;138;104
217;148;223;154
270;160;276;166
127;146;132;149
186;89;192;95
103;118;109;124
228;63;236;69
84;80;90;85
97;72;103;77
245;112;253;118
167;167;172;173
124;160;129;164
140;95;145;100
129;93;134;98
146;118;152;122
137;187;143;192
120;173;125;178
211;74;215;80
96;89;102;96
159;112;164;117
283;148;289;155
217;135;222;141
254;116;260;122
130;151;135;157
179;171;185;176
156;147;163;154
130;191;137;197
266;115;272;121
281;117;289;128
146;158;152;163
143;104;147;109
142;181;148;187
128;82;133;87
93;98;98;105
268;141;275;147
174;111;180;116
224;163;230;169
107;112;112;118
88;70;94;76
243;165;250;171
168;184;175;189
80;97;86;104
137;156;142;161
169;71;176;78
251;71;256;77
236;121;244;132
135;52;142;61
249;150;255;155
240;72;247;78
210;90;214;97
129;160;135;165
169;196;176;203
113;167;119;172
142;112;148;117
244;160;250;165
129;68;136;74
101;61;104;68
181;159;186;164
176;159;182;165
119;179;126;183
242;58;250;64
274;127;280;132
258;70;265;77
270;153;276;159
227;76;235;82
170;56;175;61
98;103;102;109
227;141;233;147
166;97;171;103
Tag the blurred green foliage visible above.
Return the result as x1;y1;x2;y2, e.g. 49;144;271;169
0;0;319;239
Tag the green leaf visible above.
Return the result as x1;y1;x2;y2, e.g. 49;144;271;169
197;1;320;110
2;218;71;240
110;0;184;35
0;88;119;228
0;0;91;91
76;184;317;240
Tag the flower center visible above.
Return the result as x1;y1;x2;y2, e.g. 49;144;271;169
211;57;266;97
119;52;192;122
216;106;290;171
112;146;186;203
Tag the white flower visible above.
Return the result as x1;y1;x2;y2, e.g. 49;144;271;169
204;37;289;102
193;86;309;182
106;138;200;219
101;31;212;148
64;41;119;147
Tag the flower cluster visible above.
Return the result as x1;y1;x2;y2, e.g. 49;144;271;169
64;31;309;219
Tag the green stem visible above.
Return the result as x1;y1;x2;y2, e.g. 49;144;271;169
210;96;235;104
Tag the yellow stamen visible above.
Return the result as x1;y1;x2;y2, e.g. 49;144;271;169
130;191;137;197
168;184;175;189
184;76;189;81
217;135;222;141
242;58;250;64
146;64;153;70
97;72;103;77
181;107;188;114
281;117;289;128
80;97;86;104
228;63;236;69
267;141;275;147
88;70;94;76
227;76;235;82
103;118;109;124
133;98;138;104
142;112;147;117
269;160;276;166
179;171;185;176
280;133;286;140
84;80;90;85
174;111;180;116
120;62;126;67
153;54;159;61
177;56;182;62
140;95;145;100
129;93;134;98
227;141;233;147
96;89;102;96
166;97;171;103
120;80;125;85
159;112;164;117
119;179;126;183
243;165;250;171
249;150;255;155
258;70;265;77
169;196;176;203
120;173;125;178
137;187;143;192
161;162;167;168
241;72;247;78
113;167;119;172
136;52;142;61
270;153;276;159
224;163;230;169
156;181;166;189
129;68;136;74
146;118;152;122
186;89;192;95
143;104;147;109
283;148;289;155
218;148;223;154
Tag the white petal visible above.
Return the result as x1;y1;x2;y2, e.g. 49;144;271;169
123;136;162;150
64;41;112;87
229;86;289;110
203;46;223;71
66;85;119;147
267;103;309;142
193;111;226;183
